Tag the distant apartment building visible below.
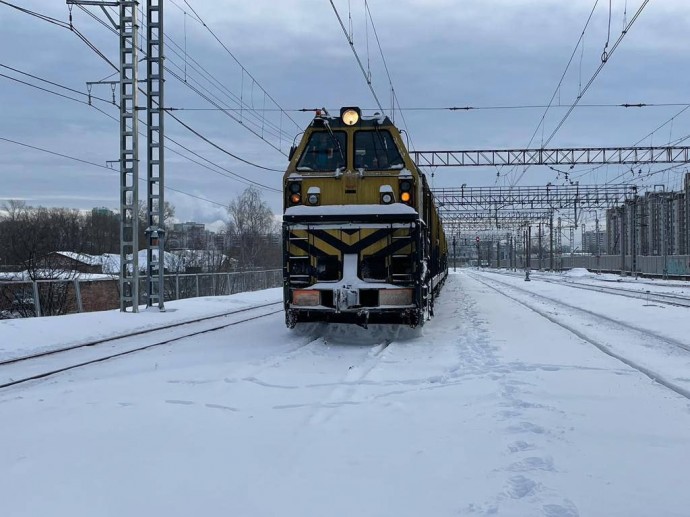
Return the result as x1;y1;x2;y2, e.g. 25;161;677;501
168;222;207;249
582;230;606;255
605;172;690;257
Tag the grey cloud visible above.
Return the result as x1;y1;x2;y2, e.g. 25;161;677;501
1;0;688;221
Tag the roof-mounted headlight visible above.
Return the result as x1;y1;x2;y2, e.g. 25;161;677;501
340;107;361;126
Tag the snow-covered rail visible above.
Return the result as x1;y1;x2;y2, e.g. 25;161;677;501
0;302;283;390
470;273;690;400
481;269;690;308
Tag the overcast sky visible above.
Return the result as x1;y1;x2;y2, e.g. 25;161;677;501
1;0;688;228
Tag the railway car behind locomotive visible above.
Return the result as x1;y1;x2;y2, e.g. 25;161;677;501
282;107;447;328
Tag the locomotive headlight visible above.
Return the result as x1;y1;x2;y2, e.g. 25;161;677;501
380;184;394;204
307;186;321;205
290;193;301;204
340;107;361;126
289;182;301;194
400;192;411;203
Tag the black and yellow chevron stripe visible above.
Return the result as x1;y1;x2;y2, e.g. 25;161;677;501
288;227;414;260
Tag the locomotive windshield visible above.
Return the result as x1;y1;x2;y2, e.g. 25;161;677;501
354;130;404;170
297;131;347;171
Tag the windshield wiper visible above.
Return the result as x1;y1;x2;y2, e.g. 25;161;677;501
324;123;346;167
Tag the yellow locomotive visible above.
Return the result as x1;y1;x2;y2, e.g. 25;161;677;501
282;107;447;327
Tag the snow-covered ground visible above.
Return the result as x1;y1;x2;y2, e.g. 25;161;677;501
490;267;690;297
1;271;690;516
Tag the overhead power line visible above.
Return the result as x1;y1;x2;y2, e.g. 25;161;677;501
180;0;300;130
363;0;415;151
528;0;600;150
4;4;286;185
82;3;294;159
328;0;385;114
507;0;600;188
169;102;690;113
165;111;284;174
88;4;295;146
541;0;652;148
0;63;114;105
0;136;111;169
0;135;230;209
513;0;652;187
0;0;118;72
1;61;282;192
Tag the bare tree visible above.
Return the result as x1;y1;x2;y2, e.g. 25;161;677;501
0;202;88;317
226;187;280;269
137;200;176;247
83;208;119;255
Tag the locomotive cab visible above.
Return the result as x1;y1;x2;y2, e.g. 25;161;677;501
282;107;447;328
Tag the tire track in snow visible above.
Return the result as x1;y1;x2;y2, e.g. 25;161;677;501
305;339;391;425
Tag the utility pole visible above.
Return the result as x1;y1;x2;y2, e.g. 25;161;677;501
476;236;480;267
549;213;554;271
145;0;166;310
582;223;586;255
538;223;543;270
662;196;669;279
496;238;500;268
595;214;601;273
68;0;166;312
68;0;140;312
631;199;638;278
452;235;457;272
620;206;626;274
557;217;562;271
524;227;531;281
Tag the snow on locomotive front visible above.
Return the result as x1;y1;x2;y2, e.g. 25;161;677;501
282;107;447;328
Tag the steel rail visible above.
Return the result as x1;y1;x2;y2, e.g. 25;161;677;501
0;301;282;366
470;273;690;400
0;303;283;389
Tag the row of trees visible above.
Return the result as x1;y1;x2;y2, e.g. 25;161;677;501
0;187;281;274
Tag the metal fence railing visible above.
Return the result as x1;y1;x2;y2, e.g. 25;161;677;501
479;255;690;279
0;269;283;319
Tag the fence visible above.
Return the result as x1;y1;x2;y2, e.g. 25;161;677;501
559;254;690;278
0;269;282;319
482;254;690;278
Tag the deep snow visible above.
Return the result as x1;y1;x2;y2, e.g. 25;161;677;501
1;271;690;517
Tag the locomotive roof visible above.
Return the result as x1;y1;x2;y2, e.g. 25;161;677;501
309;113;394;130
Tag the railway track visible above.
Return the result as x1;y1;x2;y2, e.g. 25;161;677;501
469;273;690;401
482;270;690;308
0;302;284;390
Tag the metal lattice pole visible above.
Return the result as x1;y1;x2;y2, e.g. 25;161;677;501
66;0;139;312
145;0;166;310
120;1;140;312
549;213;554;271
631;200;638;277
556;217;562;270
